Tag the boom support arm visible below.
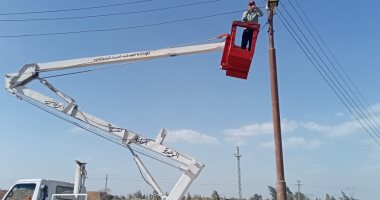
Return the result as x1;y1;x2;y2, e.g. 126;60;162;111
6;42;224;88
5;41;225;200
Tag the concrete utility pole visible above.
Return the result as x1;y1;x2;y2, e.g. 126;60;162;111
296;180;302;200
267;0;287;200
235;146;242;200
105;174;108;197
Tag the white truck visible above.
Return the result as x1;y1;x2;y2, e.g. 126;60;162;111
4;21;260;200
2;161;87;200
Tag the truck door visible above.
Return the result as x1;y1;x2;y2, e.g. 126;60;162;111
3;183;36;200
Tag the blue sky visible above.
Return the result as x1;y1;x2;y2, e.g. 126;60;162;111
1;0;380;199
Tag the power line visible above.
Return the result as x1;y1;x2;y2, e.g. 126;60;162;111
276;7;380;146
0;10;242;38
0;0;152;16
277;1;380;146
277;10;380;145
279;1;380;139
0;0;222;22
289;0;380;131
283;0;380;136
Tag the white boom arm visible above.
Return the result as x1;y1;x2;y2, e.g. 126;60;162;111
5;41;225;200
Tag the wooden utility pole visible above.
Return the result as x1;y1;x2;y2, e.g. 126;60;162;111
267;0;287;200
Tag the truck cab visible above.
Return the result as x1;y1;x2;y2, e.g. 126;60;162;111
2;179;86;200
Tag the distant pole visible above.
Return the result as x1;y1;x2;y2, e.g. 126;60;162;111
235;146;242;200
296;180;302;200
105;174;108;197
267;0;287;200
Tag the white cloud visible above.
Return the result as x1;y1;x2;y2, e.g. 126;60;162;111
166;129;219;144
301;121;330;132
303;119;364;138
281;119;300;133
286;137;307;146
224;122;273;137
328;121;361;137
369;102;380;113
224;119;303;145
259;141;274;148
224;122;273;144
285;137;321;149
259;137;320;149
223;117;363;146
301;120;363;137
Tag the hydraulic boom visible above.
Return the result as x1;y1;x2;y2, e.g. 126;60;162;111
6;21;261;199
5;41;225;200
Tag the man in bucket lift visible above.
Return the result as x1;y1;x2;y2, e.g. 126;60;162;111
241;0;263;50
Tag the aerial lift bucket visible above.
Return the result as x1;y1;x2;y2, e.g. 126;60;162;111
220;21;260;79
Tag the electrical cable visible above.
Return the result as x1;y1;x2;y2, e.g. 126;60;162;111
289;0;380;128
0;0;152;16
280;1;380;142
284;0;380;136
0;10;243;38
0;0;222;22
259;0;380;145
276;9;380;146
278;11;380;145
279;2;380;140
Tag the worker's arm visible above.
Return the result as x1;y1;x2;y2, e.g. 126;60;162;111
255;7;264;17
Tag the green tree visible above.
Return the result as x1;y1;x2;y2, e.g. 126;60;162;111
211;190;220;200
339;192;357;200
187;193;192;200
268;186;277;200
293;192;310;200
193;194;202;200
286;187;294;200
249;194;263;200
133;190;143;198
152;190;160;200
340;192;350;200
326;194;336;200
